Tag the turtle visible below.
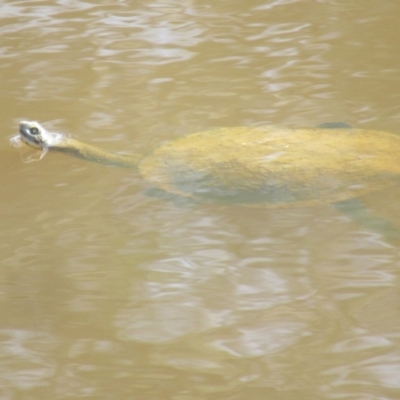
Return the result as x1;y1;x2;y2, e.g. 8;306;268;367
14;120;400;209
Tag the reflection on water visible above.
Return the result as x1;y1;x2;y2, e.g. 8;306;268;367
2;0;400;399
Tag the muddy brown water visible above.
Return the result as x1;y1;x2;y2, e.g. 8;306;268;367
1;1;400;399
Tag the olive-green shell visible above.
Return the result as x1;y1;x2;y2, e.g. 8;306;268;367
137;126;400;208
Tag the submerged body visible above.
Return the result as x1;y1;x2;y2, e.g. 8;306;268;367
15;121;400;208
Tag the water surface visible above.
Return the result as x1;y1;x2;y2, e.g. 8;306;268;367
2;1;400;399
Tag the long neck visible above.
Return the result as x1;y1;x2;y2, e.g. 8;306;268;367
50;138;140;168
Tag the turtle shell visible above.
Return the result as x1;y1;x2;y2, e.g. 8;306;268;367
137;126;400;208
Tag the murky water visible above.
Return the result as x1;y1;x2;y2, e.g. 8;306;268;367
2;0;400;399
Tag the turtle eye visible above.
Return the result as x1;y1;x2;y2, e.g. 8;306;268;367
30;127;39;135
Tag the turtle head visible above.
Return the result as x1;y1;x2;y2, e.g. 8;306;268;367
17;120;138;167
19;120;64;150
